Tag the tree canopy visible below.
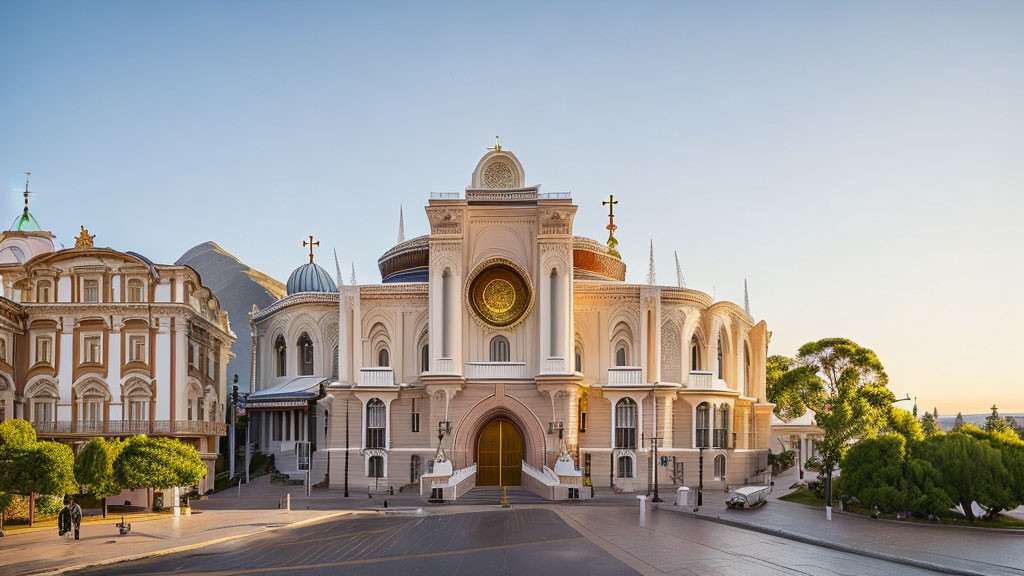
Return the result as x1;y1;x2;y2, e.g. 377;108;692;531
766;355;824;419
920;411;941;436
0;420;76;498
113;436;206;490
75;438;125;500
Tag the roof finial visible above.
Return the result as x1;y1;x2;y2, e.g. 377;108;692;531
646;239;656;285
74;225;95;249
23;172;31;216
674;251;686;289
488;135;502;153
333;248;344;286
302;235;319;264
601;194;620;258
397;205;405;244
744;278;750;315
350;262;357;286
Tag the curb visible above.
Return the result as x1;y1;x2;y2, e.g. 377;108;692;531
658;505;1015;576
28;510;354;576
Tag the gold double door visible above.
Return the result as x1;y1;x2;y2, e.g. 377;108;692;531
476;419;523;486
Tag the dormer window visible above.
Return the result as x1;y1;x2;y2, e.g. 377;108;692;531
84;279;99;303
127;279;144;303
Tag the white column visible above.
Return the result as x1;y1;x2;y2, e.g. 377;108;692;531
338;291;349;383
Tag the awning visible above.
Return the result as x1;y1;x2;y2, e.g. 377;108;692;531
245;376;328;409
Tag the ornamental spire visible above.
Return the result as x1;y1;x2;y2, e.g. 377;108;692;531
22;172;31;218
397;205;405;244
646;239;656;285
744;278;750;315
333;248;344;286
601;194;620;258
350;262;357;286
674;251;686;289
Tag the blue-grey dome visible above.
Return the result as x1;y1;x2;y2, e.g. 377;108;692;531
286;262;338;295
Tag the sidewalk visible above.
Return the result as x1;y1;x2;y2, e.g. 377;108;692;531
660;467;1024;576
0;505;349;576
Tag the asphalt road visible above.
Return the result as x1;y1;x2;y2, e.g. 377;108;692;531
72;509;638;576
72;507;944;576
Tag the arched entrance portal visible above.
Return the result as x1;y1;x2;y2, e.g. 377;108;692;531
476;418;523;486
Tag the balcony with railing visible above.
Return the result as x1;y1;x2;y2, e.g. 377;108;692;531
464;362;527;380
685;371;732;391
32;419;226;436
607;367;643;386
359;367;396;387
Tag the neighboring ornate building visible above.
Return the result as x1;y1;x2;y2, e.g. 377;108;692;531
249;144;773;500
0;195;235;493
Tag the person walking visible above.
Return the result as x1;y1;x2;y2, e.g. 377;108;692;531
58;497;72;538
69;497;82;540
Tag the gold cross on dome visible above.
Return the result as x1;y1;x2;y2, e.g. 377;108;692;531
602;194;618;220
488;135;502;153
303;235;319;263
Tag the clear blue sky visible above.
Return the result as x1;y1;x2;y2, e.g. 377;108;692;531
2;1;1022;413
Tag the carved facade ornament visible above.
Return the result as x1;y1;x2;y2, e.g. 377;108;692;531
482;160;516;188
540;209;573;235
428;208;463;235
464;257;535;330
74;226;95;249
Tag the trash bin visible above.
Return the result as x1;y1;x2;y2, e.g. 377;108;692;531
676;486;690;507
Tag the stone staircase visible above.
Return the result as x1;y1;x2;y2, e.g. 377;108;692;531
452;486;548;505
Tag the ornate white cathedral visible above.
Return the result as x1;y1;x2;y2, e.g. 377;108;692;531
246;145;772;500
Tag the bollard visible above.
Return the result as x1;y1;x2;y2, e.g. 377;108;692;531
285;493;291;512
637;495;648;527
675;486;689;507
826;505;832;521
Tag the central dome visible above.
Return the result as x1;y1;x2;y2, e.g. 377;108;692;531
286;262;338;295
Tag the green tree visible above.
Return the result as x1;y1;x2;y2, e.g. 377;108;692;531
884;407;924;443
766;355;824;419
114;436;207;491
915;427;1017;521
0;420;77;525
985;405;1010;434
75;438;125;516
953;412;965;431
920;411;941;436
795;338;894;507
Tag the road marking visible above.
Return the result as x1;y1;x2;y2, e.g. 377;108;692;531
137;536;588;575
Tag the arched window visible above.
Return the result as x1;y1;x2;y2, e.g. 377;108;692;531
690;336;701;371
37;280;52;303
574;345;582;373
615;342;627;367
489;335;510;362
410;454;421;483
0;338;6;362
421;345;429;373
617;455;633;478
368;455;384;478
615;398;637;448
695;402;710;448
366;398;386;449
126;279;144;303
717;337;724;379
298;333;314;376
377;347;390;367
713;404;730;448
744;344;751;392
714;454;726;480
275;336;287;377
331;344;339;380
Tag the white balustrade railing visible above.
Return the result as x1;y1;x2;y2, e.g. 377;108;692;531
359;367;396;387
607;367;643;386
521;460;560;486
686;371;715;389
464;362;527;380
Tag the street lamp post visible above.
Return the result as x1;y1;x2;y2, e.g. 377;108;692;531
344;395;350;498
651;436;662;503
696;446;705;509
244;392;250;484
229;374;238;479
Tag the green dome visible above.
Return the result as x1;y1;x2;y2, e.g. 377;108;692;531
10;211;40;232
